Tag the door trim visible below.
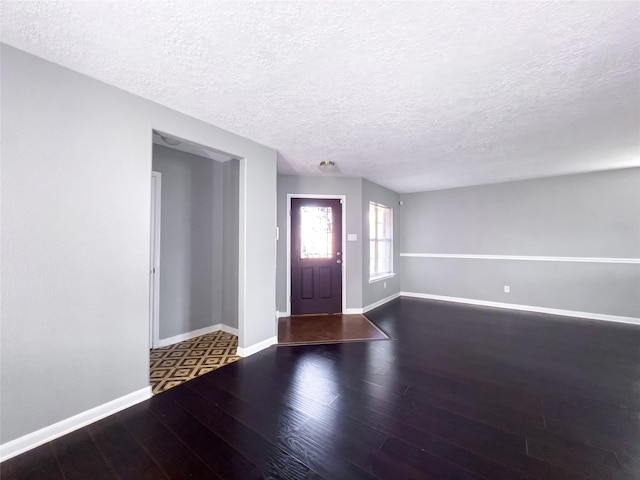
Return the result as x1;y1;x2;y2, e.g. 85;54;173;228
286;194;347;317
150;171;162;349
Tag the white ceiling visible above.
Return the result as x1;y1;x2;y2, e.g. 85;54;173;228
1;1;639;193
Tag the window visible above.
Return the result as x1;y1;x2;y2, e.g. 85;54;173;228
300;205;333;259
369;202;393;280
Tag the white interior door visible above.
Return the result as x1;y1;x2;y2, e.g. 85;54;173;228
149;171;162;349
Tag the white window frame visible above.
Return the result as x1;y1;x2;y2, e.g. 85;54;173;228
369;202;394;282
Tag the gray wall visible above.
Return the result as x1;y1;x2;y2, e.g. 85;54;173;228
239;151;278;348
362;179;401;307
277;175;363;312
1;44;275;445
222;160;240;328
400;168;640;318
152;145;238;339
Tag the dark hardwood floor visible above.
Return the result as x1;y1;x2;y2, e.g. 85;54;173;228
3;297;639;479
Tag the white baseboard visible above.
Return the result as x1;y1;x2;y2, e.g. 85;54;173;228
401;292;640;325
343;307;364;314
299;294;400;317
343;292;400;315
0;386;152;463
237;336;277;357
363;292;401;313
158;323;238;347
276;311;289;319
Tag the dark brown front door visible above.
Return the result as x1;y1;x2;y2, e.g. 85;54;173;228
291;198;343;315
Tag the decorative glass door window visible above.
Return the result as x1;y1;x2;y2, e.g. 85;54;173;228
300;206;333;259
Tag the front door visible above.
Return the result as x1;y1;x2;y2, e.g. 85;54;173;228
291;198;343;315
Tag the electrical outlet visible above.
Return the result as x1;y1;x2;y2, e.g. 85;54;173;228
504;285;510;293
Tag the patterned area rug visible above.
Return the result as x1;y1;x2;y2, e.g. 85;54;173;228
149;330;240;394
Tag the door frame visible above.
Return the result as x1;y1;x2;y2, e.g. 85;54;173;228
149;171;162;349
286;194;347;317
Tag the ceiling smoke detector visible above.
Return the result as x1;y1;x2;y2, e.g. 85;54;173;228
318;160;336;173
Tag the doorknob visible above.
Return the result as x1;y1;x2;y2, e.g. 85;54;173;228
337;259;342;264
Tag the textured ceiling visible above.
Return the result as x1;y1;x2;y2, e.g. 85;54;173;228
2;1;639;193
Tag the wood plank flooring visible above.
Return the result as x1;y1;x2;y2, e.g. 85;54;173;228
278;314;388;344
2;297;639;479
